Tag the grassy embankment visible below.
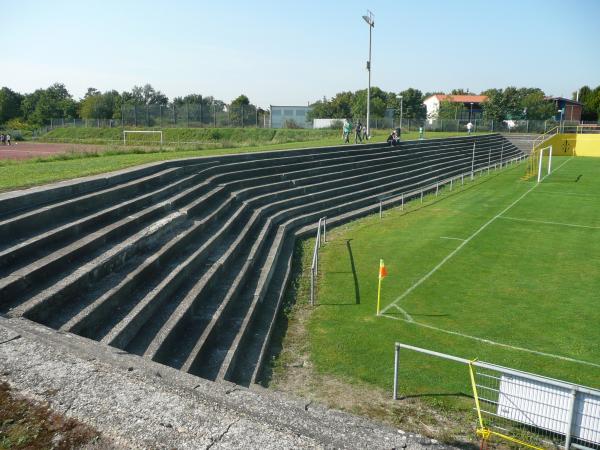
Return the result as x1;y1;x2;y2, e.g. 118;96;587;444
1;128;485;192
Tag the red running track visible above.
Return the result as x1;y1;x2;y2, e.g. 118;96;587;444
0;142;105;160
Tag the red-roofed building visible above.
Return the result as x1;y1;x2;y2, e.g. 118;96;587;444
423;94;488;120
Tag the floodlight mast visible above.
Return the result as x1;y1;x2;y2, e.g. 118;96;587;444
363;11;374;138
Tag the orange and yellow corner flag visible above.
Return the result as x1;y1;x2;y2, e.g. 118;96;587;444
379;259;388;280
377;259;387;315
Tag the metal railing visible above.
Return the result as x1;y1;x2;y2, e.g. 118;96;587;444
392;343;600;450
533;126;559;151
309;217;327;306
376;149;527;219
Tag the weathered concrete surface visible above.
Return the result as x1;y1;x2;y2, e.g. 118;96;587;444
0;316;451;449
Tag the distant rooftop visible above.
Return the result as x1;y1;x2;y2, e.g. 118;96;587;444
545;96;583;105
425;94;488;103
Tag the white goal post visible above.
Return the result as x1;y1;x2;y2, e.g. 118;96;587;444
122;130;163;146
537;145;552;183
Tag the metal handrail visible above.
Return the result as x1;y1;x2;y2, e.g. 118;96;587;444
377;152;526;219
310;217;326;306
533;126;559;151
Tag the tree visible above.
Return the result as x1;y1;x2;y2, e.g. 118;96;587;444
0;87;23;124
172;94;203;106
122;84;168;105
20;83;77;125
437;97;466;120
481;87;553;121
521;91;554;120
393;88;426;120
351;87;387;119
308;92;354;120
230;94;255;126
84;87;100;98
329;91;354;119
231;95;250;107
450;88;470;95
307;98;334;120
481;88;505;121
79;90;122;119
575;85;600;121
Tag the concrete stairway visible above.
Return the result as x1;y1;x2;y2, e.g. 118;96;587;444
0;134;524;387
501;133;540;154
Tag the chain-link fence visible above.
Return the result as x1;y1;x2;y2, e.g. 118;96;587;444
42;105;598;134
43;104;271;131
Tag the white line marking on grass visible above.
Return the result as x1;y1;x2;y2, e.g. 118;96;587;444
440;236;465;241
380;157;574;316
499;216;600;230
535;190;599;199
389;304;414;322
380;313;600;369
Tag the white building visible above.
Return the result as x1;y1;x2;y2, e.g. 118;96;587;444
423;94;488;120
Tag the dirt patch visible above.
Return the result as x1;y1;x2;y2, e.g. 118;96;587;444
0;381;113;449
261;240;479;449
0;142;105;160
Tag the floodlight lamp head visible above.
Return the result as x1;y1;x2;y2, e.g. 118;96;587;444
362;14;374;27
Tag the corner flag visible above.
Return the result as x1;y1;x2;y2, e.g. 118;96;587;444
377;259;387;315
379;259;388;280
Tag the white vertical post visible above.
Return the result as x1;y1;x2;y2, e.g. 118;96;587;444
564;389;577;450
323;217;327;243
379;200;383;219
537;147;544;183
548;145;553;175
487;147;491;174
470;142;476;180
450;178;453;191
420;189;423;203
500;143;504;166
393;344;400;400
401;193;404;210
435;182;439;196
310;267;315;306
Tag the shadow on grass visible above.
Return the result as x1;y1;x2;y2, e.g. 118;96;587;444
346;239;360;305
397;392;472;400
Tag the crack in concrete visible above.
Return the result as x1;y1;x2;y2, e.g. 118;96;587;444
205;418;240;450
0;334;21;345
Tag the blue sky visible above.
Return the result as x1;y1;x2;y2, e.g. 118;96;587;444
1;0;598;106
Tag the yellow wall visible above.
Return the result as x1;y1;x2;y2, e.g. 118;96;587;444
535;133;600;157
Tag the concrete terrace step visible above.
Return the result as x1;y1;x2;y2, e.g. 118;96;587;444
0;134;524;389
131;143;495;369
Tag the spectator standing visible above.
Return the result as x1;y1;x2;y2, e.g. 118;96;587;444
6;134;11;146
355;122;363;144
0;134;4;145
362;125;368;141
467;122;473;134
342;121;352;143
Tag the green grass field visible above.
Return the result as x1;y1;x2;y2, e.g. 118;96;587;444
306;156;600;412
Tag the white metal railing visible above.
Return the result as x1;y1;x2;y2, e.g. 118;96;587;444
392;343;600;450
377;151;527;219
309;217;327;306
533;126;559;151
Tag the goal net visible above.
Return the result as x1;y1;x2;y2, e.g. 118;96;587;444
123;130;163;147
526;145;553;182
